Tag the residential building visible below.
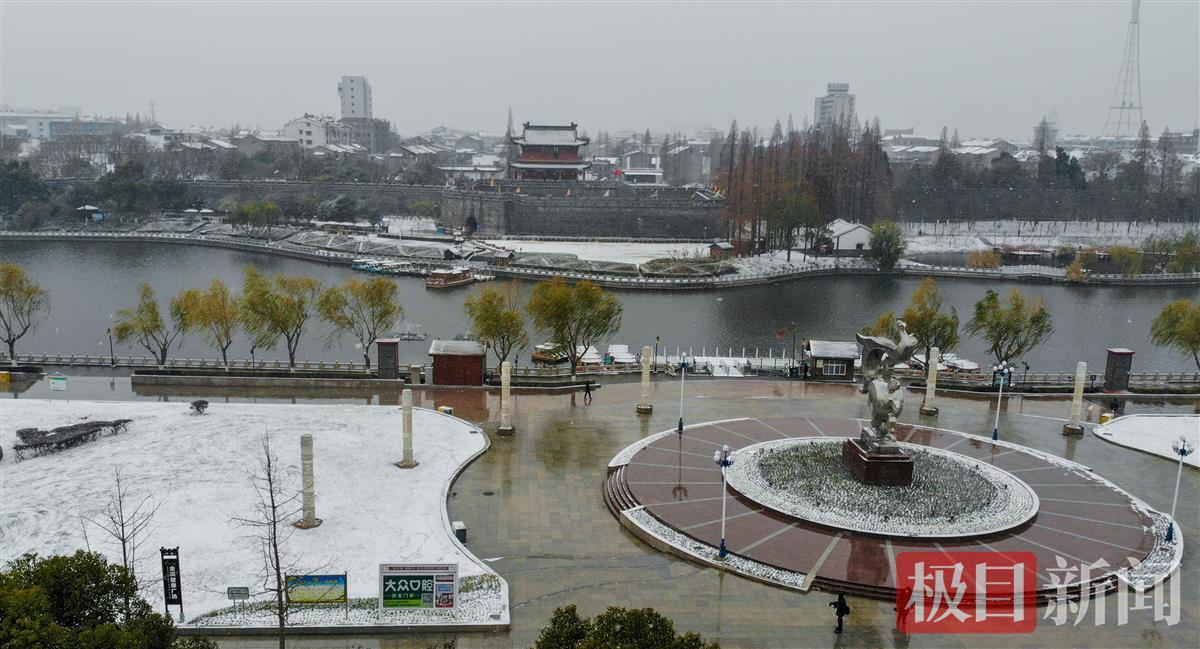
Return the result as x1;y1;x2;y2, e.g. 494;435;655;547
0;108;120;140
438;154;506;181
338;75;372;119
813;83;856;128
827;218;872;251
231;132;300;157
282;114;352;148
341;116;394;153
508;122;591;180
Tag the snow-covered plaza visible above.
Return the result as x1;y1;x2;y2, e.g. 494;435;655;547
0;400;508;628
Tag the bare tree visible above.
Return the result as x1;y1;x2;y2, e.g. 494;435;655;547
231;435;301;649
82;468;162;617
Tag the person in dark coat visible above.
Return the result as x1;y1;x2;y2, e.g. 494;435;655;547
830;593;851;633
583;380;592;405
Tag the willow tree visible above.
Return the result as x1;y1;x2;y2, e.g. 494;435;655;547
240;267;321;368
1151;299;1200;371
177;278;241;366
0;263;50;364
112;283;186;366
316;276;402;370
900;278;960;362
965;288;1054;365
464;282;528;365
526;278;622;381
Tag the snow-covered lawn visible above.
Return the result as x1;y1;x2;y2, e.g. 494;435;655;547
1093;414;1200;469
0;400;506;626
484;239;707;264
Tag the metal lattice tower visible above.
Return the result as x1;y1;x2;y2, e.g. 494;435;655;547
1104;0;1143;137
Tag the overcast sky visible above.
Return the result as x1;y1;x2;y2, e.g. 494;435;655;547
2;1;1197;141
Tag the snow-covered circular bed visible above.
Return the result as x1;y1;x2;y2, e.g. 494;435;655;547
725;438;1039;538
0;400;507;628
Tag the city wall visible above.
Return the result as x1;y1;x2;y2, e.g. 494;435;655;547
45;179;726;239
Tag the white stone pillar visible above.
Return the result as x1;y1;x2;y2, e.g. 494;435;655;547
397;388;418;468
497;361;515;435
295;434;322;528
1063;362;1086;436
637;346;654;415
919;347;940;417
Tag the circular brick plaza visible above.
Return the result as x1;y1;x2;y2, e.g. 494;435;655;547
604;417;1179;601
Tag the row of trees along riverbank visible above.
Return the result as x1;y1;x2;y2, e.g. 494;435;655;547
2;264;1198;373
708;118;1198;261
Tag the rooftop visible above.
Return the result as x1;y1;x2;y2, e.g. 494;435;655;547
512;123;589;147
808;340;860;358
429;339;487;356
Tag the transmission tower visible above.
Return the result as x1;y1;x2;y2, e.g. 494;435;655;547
1103;0;1143;138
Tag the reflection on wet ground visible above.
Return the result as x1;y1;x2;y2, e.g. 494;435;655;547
4;373;1197;648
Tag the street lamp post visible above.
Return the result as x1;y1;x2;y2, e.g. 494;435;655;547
1166;437;1193;542
991;361;1012;441
713;444;734;560
677;358;686;437
654;336;660;374
106;328;115;367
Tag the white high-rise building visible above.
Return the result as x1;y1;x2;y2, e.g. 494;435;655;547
813;82;855;128
338;76;372;120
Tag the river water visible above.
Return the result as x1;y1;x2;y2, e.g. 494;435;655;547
1;240;1196;372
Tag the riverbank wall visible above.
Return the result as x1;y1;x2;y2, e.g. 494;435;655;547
3;231;1199;289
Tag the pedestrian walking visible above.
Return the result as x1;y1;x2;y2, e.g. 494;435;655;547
583;380;593;405
830;593;851;634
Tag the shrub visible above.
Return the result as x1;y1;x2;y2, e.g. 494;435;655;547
189;400;209;415
966;250;1002;269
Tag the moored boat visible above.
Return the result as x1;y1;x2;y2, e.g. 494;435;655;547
532;342;568;364
425;267;475;289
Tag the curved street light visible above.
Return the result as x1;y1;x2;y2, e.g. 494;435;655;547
1167;436;1193;542
991;361;1013;441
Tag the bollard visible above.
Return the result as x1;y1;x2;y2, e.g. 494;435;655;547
397;389;418;468
294;434;322;528
920;347;940;417
497;361;515;436
1062;362;1087;436
637;346;654;415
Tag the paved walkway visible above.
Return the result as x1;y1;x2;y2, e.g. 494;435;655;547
17;377;1196;648
612;417;1158;600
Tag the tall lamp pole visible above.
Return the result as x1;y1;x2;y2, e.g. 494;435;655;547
713;445;734;560
106;328;115;367
677;358;687;437
991;361;1012;441
1166;437;1193;542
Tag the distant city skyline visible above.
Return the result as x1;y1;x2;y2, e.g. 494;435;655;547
2;1;1196;142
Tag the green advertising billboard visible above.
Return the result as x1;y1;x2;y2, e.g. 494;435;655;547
378;563;457;609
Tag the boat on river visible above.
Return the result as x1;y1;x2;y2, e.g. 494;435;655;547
532;342;568;364
425;267;476;289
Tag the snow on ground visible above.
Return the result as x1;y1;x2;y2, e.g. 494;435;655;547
484;239;707;264
1093;414;1200;469
728;250;831;274
0;400;503;623
901;220;1200;253
904;235;992;254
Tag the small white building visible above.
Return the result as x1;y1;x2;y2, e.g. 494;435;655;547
282;114;353;148
827;218;872;251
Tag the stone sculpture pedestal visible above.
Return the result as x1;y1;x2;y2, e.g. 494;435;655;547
842;436;913;487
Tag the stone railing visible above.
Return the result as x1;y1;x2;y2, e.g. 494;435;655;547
3;352;369;373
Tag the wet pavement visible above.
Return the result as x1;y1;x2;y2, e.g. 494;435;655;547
5;373;1197;648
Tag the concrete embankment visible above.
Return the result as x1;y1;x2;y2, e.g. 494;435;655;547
4;231;1198;289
